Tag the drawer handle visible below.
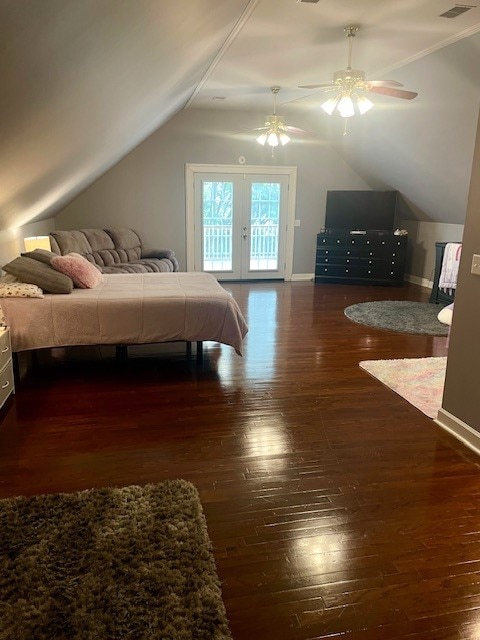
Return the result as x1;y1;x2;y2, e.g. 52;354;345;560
1;381;9;389
1;347;9;353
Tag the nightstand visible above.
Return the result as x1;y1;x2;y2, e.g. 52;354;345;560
0;328;15;408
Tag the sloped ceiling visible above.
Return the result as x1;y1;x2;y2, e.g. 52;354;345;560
0;0;251;230
322;32;480;224
2;0;480;232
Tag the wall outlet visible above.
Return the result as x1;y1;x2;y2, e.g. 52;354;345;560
294;219;301;227
471;254;480;275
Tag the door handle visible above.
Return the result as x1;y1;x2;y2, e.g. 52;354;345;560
242;234;247;239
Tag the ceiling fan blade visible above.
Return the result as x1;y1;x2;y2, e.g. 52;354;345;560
284;126;309;135
369;86;418;100
365;80;404;88
298;84;333;89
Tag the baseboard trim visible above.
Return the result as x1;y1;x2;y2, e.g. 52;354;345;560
290;273;314;282
405;274;433;289
435;408;480;456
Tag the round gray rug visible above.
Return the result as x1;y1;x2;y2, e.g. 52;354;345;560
344;300;449;335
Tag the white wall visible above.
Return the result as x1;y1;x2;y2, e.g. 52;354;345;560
55;108;370;274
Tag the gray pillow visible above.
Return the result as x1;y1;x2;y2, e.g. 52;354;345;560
3;256;73;294
21;248;58;265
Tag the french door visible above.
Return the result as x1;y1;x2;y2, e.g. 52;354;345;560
186;165;296;281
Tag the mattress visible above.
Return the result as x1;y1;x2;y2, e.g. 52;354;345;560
0;272;248;355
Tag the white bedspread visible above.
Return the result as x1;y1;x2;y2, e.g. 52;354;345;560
1;272;248;355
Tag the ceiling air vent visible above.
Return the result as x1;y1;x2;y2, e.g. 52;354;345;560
297;0;321;3
440;4;476;17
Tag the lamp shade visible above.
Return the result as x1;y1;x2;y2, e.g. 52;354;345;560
23;235;51;252
321;92;375;118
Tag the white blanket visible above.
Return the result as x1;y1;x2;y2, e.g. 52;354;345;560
1;272;248;355
438;242;462;294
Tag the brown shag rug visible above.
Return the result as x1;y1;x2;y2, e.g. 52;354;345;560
0;480;232;640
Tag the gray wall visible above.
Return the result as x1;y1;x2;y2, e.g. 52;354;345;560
55;33;480;279
442;110;480;430
55;108;370;274
402;220;464;285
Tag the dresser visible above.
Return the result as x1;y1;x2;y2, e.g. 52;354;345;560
314;230;407;286
0;328;15;409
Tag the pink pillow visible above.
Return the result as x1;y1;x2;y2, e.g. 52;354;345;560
51;253;103;289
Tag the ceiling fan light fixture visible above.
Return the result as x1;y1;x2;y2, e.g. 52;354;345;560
321;97;339;115
337;95;355;118
267;132;280;147
255;89;301;148
356;95;374;115
302;25;418;123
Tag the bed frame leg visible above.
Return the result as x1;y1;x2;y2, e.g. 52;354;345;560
12;352;20;383
116;345;128;362
196;341;203;365
186;341;192;359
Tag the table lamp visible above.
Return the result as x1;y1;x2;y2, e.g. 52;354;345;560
23;236;51;252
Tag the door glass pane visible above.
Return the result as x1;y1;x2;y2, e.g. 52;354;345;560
202;181;233;271
250;182;280;271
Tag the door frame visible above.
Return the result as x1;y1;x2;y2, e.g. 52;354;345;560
185;163;297;280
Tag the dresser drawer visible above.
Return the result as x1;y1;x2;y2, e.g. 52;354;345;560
0;329;12;370
316;263;404;279
0;359;14;408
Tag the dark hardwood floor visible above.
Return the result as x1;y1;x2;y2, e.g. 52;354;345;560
2;280;480;639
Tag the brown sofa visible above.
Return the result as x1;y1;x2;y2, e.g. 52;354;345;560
49;228;179;274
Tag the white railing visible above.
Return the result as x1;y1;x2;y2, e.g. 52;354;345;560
203;224;279;262
250;224;279;260
203;226;232;262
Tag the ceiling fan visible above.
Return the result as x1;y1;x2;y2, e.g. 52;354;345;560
299;26;418;118
254;86;310;147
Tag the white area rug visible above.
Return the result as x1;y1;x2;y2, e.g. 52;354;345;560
359;357;447;419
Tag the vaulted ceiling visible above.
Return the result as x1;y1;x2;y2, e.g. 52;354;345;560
1;0;480;232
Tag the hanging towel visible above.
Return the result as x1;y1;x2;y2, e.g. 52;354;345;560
439;243;462;294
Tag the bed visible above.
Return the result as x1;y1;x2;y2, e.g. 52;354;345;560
0;272;248;359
